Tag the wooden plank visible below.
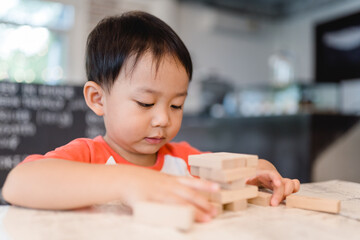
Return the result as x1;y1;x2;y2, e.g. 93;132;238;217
198;167;212;180
190;166;199;176
218;179;247;190
210;185;258;204
224;199;247;211
188;153;246;170
286;195;341;214
248;191;272;206
213;152;259;167
218;152;258;167
245;155;259;167
199;167;256;183
133;202;194;231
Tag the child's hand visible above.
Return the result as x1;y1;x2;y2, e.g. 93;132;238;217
246;161;300;206
119;166;219;222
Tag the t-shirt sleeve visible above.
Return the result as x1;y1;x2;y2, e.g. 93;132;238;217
21;138;92;164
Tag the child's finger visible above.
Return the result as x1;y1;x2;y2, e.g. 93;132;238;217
270;177;284;206
255;170;281;189
170;199;215;223
245;177;260;186
173;184;216;215
283;178;295;196
193;206;213;222
292;179;301;193
177;177;220;192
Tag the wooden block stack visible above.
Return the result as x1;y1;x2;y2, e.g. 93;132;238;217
189;152;259;213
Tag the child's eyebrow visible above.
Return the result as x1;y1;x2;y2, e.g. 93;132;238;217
136;88;188;97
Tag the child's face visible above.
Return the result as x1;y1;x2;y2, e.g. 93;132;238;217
102;53;189;158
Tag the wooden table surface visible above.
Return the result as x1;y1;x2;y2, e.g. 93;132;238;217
0;180;359;240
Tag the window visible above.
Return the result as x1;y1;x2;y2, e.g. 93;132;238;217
0;0;74;84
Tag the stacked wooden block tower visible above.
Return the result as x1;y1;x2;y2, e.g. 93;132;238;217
133;152;274;231
133;152;341;231
189;152;261;214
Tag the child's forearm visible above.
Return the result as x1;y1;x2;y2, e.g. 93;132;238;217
2;158;221;223
2;159;136;209
3;158;222;222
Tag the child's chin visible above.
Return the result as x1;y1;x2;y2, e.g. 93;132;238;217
139;145;163;154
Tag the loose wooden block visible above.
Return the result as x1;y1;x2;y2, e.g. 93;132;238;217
133;202;194;231
248;191;272;206
199;167;256;183
224;199;247;211
188;153;246;170
210;185;258;204
218;179;247;190
210;202;223;216
286;194;341;214
190;166;200;176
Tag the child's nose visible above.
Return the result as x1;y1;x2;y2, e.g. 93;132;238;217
151;108;170;128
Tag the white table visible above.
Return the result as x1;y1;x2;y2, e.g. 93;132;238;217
0;180;359;240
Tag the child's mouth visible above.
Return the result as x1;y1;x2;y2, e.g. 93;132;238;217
145;137;165;144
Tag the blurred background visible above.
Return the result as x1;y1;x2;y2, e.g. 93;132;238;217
0;0;360;191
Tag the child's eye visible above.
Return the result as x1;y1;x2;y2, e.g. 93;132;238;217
171;105;182;110
137;101;154;108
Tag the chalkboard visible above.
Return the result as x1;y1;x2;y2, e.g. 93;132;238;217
0;81;105;201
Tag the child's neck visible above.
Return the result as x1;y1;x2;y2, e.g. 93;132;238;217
103;135;157;167
125;153;157;167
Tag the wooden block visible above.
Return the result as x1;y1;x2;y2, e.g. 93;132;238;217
224;199;247;211
198;167;211;179
201;167;256;183
218;152;258;168
244;155;259;167
218;179;247;190
188;153;246;170
133;202;194;231
190;166;199;176
248;191;272;206
210;202;223;216
215;152;254;167
210;185;258;204
286;194;341;214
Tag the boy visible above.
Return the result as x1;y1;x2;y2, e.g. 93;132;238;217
2;11;300;222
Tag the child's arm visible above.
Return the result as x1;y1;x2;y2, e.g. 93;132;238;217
246;159;300;206
2;159;219;222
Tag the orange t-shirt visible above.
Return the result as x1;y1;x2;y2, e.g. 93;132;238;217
22;136;202;176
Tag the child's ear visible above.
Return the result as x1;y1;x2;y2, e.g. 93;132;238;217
83;81;105;116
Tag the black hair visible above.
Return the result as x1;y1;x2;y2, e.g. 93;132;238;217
86;11;193;90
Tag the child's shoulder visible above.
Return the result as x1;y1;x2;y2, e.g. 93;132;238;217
22;136;108;164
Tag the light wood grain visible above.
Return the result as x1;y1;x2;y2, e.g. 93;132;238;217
210;185;258;204
248;191;272;206
133;202;194;231
286;194;341;214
